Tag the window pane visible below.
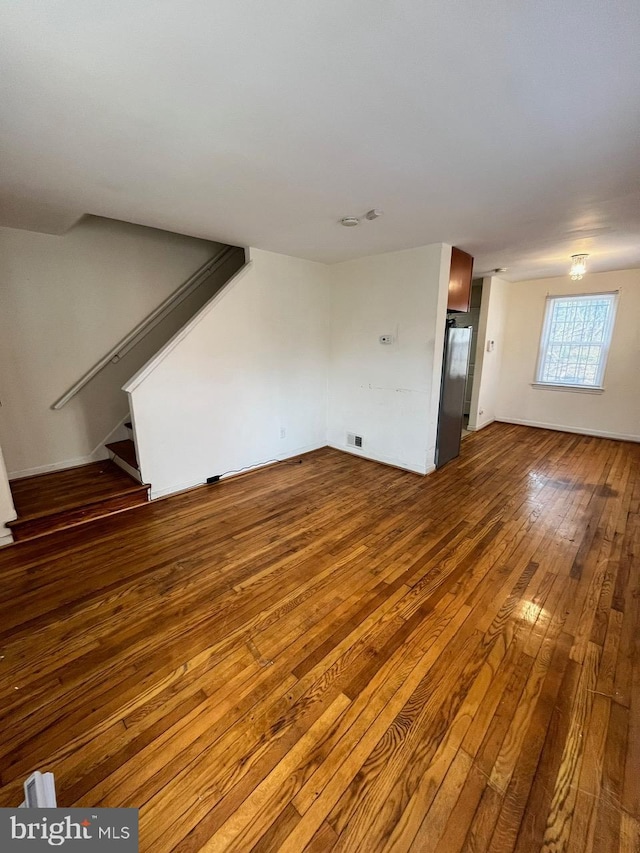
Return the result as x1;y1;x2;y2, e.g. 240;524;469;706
537;294;616;387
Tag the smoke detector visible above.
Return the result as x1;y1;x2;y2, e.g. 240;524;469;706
492;268;507;274
340;217;360;227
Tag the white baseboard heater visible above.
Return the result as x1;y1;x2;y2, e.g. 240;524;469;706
19;771;57;808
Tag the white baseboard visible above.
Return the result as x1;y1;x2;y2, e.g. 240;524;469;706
496;417;640;443
9;451;109;480
466;418;495;432
328;443;428;476
150;479;208;501
149;441;327;500
0;532;14;548
8;416;130;480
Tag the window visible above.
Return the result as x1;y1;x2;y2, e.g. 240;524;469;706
535;292;618;390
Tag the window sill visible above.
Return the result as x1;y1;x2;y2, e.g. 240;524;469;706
531;383;604;394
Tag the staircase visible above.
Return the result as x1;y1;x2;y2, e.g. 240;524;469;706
8;429;149;542
105;420;142;482
5;243;247;545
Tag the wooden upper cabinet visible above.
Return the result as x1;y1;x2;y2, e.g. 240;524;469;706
447;247;474;312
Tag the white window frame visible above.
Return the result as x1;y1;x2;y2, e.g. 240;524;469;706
533;291;618;392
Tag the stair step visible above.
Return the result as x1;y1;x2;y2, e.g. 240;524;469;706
8;490;149;542
8;460;149;543
105;439;138;470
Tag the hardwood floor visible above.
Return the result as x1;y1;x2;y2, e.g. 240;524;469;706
0;423;638;852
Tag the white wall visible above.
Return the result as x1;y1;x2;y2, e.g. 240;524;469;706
126;249;331;498
468;275;509;431
0;216;221;477
0;443;17;546
496;268;640;441
327;244;451;475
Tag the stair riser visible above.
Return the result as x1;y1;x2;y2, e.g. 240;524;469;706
110;454;143;483
10;490;149;542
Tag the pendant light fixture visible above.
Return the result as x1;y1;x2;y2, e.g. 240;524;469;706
570;254;588;280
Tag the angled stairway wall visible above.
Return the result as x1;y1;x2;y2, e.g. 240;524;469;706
125;249;331;498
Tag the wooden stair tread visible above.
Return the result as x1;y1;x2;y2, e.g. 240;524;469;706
105;439;139;470
7;492;150;542
8;460;148;524
7;481;149;526
8;460;150;542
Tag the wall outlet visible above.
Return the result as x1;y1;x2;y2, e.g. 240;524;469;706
280;427;286;439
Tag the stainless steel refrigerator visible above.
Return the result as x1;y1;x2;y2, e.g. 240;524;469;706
435;323;472;469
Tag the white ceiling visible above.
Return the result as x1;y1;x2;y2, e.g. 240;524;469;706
1;0;639;279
